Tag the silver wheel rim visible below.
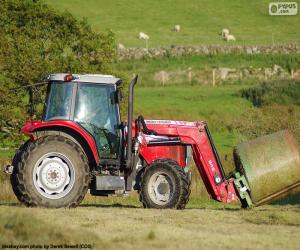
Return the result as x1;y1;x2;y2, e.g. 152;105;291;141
33;152;75;199
148;172;174;205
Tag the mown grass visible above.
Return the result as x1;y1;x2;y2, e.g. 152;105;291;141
0;208;100;246
0;204;299;249
45;0;300;47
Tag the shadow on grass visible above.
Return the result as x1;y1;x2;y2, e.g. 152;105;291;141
0;202;239;210
271;194;300;206
79;203;141;209
0;202;20;206
80;202;245;210
185;206;242;211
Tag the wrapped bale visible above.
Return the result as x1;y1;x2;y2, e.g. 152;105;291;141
234;130;300;205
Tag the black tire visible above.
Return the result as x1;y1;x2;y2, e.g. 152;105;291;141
10;140;32;203
140;159;191;209
12;135;90;208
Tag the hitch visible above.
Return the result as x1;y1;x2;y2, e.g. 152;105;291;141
4;165;14;175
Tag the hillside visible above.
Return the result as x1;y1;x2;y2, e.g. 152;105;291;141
45;0;300;47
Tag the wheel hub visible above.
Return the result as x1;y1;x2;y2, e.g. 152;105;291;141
49;170;59;182
148;172;173;205
33;153;75;199
157;182;168;195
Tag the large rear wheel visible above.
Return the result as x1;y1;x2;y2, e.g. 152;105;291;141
139;159;191;209
12;135;90;208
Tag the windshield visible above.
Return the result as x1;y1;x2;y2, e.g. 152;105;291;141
44;82;74;121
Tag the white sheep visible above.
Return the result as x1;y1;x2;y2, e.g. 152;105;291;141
221;28;230;38
174;25;181;32
224;33;236;42
138;32;149;40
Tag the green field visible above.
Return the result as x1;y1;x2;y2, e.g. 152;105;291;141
45;0;300;47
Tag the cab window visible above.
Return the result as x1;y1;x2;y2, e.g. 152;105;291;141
44;82;74;121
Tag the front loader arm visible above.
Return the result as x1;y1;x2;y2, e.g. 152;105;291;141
142;120;240;204
176;122;239;203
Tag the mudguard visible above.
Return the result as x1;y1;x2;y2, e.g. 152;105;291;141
21;120;100;164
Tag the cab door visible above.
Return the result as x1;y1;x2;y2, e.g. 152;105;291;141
74;83;120;160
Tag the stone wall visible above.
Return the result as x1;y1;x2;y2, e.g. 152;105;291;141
118;44;300;60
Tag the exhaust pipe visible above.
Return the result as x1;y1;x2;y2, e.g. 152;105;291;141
126;75;138;170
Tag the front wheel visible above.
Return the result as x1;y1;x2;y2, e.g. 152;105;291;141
12;135;90;208
139;159;191;209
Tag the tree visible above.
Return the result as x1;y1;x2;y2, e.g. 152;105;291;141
0;0;116;85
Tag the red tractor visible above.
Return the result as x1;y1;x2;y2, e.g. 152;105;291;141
7;74;300;208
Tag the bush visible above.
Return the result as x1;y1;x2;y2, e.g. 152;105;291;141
240;80;300;107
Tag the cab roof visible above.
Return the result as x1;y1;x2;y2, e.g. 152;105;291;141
47;73;121;85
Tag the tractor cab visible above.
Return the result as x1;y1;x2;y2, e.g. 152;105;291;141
43;74;122;160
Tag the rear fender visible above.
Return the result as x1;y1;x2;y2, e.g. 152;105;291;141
21;120;100;166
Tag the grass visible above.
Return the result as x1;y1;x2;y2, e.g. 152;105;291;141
0;207;99;245
0;149;14;159
44;0;300;47
135;85;250;118
0;203;299;249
